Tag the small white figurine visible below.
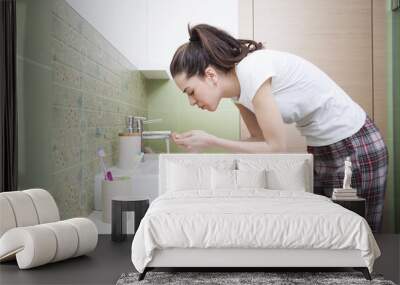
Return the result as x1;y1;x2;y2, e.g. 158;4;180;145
342;156;352;189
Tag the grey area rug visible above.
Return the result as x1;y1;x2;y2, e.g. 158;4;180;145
116;271;396;285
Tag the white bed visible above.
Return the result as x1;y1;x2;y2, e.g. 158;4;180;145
131;154;380;281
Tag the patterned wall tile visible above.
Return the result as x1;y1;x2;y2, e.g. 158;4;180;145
49;0;147;218
53;61;81;89
53;83;83;108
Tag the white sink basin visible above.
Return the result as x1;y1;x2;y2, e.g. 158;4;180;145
94;154;159;211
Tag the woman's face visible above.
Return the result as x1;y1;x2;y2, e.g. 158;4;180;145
173;67;224;112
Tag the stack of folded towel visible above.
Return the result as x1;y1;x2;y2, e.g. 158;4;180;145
332;188;358;200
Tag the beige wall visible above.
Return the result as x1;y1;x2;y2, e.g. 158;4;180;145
239;0;387;152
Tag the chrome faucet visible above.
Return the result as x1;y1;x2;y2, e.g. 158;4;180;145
131;116;162;134
127;116;164;153
133;116;147;134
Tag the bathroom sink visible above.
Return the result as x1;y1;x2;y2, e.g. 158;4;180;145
94;154;159;212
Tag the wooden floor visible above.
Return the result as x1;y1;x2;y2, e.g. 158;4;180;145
0;234;399;285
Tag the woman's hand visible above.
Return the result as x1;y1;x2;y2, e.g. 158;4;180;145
171;130;216;152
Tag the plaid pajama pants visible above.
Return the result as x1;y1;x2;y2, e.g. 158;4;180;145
307;115;388;233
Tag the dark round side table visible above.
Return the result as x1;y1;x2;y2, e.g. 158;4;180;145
111;195;149;242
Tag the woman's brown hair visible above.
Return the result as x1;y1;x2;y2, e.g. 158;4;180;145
170;24;263;78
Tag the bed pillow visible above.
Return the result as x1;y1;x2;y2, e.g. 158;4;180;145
166;162;212;191
266;164;307;191
211;168;237;190
211;168;268;190
237;159;309;191
236;169;268;189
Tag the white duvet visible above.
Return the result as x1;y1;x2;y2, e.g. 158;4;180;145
131;189;380;273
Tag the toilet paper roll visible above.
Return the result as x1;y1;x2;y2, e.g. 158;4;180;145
118;133;141;170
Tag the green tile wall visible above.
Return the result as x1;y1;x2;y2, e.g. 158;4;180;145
17;0;147;219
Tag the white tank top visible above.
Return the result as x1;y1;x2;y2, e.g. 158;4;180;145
233;49;366;147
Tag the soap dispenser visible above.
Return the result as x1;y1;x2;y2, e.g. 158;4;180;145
117;116;142;170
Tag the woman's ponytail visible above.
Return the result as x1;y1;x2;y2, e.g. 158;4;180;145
170;24;263;78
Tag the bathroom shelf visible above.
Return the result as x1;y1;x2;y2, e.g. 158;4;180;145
139;68;170;79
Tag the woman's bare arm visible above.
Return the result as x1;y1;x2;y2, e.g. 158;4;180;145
213;79;287;153
235;103;264;142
